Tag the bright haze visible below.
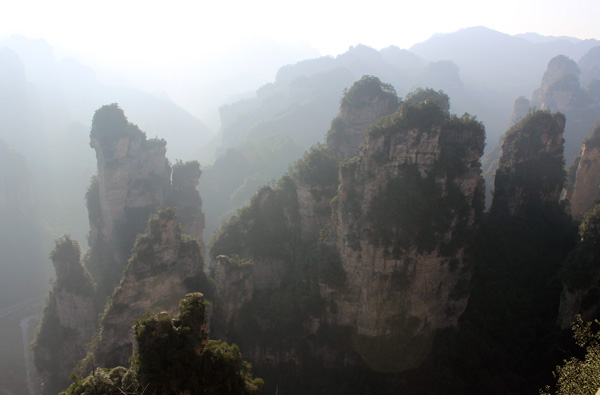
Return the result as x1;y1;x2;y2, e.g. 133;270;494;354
2;0;599;126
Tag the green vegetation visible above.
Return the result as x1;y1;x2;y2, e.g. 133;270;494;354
62;294;263;395
365;101;483;256
210;180;298;261
91;104;144;150
492;110;566;217
340;75;397;109
290;143;340;187
368;165;450;254
404;88;450;112
49;236;96;296
541;316;600;395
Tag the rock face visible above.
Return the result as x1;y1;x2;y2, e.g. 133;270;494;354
86;104;204;297
210;80;486;388
33;237;97;395
564;124;600;217
211;255;254;339
491;110;566;218
321;98;485;371
90;208;204;368
90;103;171;248
559;205;600;328
33;104;208;391
326;75;398;159
529;55;600;162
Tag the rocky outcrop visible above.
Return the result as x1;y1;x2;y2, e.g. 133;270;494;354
90;103;171;248
320;99;485;371
86;104;205;298
211;81;486;384
211;255;254;338
33;105;208;391
326;75;398;159
491;110;566;218
564;124;600;217
578;46;600;88
89;208;205;369
33;237;97;395
530;55;600;162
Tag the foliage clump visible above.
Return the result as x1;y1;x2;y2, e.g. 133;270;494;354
364;95;483;256
541;316;600;395
210;179;298;261
62;293;263;395
340;75;397;109
491;109;566;218
290;143;340;187
404;88;450;112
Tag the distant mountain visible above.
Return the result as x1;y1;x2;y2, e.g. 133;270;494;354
410;26;600;146
1;35;213;162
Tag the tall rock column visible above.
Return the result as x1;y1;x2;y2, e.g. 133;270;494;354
490;110;566;219
32;237;98;395
321;96;485;372
88;208;205;369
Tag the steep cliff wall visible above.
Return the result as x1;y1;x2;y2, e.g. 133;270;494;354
86;104;204;298
564;124;600;217
530;55;600;162
321;98;485;371
326;75;398;159
33;237;97;395
88;208;205;369
559;204;600;328
210;81;486;391
491;110;566;218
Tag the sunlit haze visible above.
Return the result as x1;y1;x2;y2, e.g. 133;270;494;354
2;0;600;123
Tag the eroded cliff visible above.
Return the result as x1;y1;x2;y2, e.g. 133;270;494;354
564;124;600;217
86;103;205;298
86;208;206;369
491;110;566;218
321;95;485;372
33;237;98;395
210;79;486;391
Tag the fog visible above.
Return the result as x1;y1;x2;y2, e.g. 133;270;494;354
1;0;600;392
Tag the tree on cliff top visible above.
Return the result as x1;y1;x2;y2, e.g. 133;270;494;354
62;293;263;395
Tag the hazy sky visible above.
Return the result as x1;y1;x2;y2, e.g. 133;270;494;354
3;0;599;67
2;0;599;124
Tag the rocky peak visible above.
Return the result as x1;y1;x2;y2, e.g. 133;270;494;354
88;208;205;369
579;46;600;87
491;110;566;218
50;236;91;290
326;75;398;158
539;55;580;92
33;236;97;395
89;104;171;246
86;104;204;298
321;97;485;371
